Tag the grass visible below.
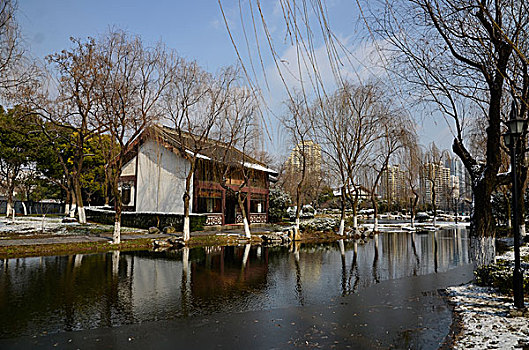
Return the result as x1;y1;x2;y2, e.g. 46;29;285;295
0;230;348;259
0;238;153;259
0;218;349;259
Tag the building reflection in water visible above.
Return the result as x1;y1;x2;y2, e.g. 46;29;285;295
0;229;470;339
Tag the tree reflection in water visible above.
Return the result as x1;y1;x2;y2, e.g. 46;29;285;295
0;229;471;339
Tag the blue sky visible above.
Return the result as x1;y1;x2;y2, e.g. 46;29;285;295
17;0;453;157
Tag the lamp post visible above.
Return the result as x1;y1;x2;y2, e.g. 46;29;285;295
502;103;526;309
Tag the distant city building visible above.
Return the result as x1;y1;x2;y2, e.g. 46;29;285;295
286;140;322;179
421;161;459;210
380;164;407;205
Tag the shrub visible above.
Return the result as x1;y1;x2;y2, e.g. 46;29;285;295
300;217;339;233
474;259;529;295
269;188;291;223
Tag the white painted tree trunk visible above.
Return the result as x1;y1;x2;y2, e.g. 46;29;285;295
78;206;86;224
41;214;46;233
411;215;415;228
469;236;496;267
374;233;379;251
243;217;251;238
353;215;358;230
69;204;76;218
183;216;190;241
338;218;345;236
294;217;301;240
521;223;526;238
112;220;121;244
21;202;27;216
64;203;70;216
6;202;12;219
374;216;379;232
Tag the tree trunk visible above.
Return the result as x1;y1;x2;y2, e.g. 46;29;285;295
182;190;191;241
111;176;122;244
6;181;15;219
338;191;346;236
469;180;496;266
74;178;86;224
182;161;195;242
294;194;302;241
6;198;13;219
64;188;71;215
69;185;77;218
371;194;379;232
431;184;437;226
352;195;359;231
237;192;251;238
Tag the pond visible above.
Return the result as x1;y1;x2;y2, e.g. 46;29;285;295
0;229;472;348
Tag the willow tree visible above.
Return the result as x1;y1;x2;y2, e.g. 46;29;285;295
399;137;422;228
313;83;387;235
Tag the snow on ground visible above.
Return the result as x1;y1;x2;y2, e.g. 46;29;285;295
447;242;529;349
0;216;74;235
0;216;128;236
447;285;529;349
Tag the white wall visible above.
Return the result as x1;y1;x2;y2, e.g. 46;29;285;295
136;140;192;213
122;158;136;176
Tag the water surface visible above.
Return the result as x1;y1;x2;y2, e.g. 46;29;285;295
0;228;470;345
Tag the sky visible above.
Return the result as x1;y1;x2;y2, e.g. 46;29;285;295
17;0;453;157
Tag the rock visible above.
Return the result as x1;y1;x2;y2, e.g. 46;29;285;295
62;217;77;223
148;227;161;234
163;226;176;234
152;237;185;249
152;239;171;248
167;237;185;248
261;233;291;245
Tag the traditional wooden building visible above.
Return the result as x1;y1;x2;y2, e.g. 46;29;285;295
119;125;277;226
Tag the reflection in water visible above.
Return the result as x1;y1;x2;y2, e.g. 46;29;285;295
0;229;470;338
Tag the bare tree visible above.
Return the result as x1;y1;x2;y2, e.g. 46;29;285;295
0;0;36;96
164;60;236;241
95;30;171;244
313;83;387;235
373;0;529;253
363;112;412;232
26;37;104;224
400;140;422;227
282;93;313;239
215;85;260;238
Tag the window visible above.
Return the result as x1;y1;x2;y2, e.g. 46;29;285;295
122;184;131;205
250;193;266;213
196;189;222;213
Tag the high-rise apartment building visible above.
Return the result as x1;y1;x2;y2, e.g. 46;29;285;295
286;140;322;177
